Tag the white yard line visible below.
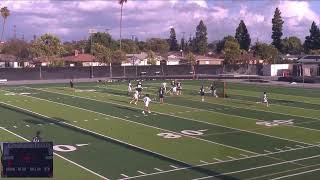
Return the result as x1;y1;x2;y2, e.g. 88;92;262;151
0;127;109;180
32;88;315;148
194;155;320;180
247;163;320;180
0;101;190;169
16;89;257;155
118;144;320;180
271;168;320;180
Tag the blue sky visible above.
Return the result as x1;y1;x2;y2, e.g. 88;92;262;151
2;0;320;43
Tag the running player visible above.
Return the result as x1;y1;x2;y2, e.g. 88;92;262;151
142;94;152;114
262;92;269;107
200;85;205;102
129;90;139;105
128;80;132;95
162;82;167;92
136;81;143;96
210;84;218;98
172;84;177;96
70;79;74;89
177;81;182;95
159;87;165;104
32;131;42;142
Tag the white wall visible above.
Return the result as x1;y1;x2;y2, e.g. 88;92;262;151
263;64;292;76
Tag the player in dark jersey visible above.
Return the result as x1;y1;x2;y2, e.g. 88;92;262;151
70;79;74;89
136;81;143;95
176;81;182;95
200;85;205;102
159;87;165;104
210;84;218;98
32;131;42;142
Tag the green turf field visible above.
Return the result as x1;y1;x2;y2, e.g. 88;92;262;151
0;80;319;180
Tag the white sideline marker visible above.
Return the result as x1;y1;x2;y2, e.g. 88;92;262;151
275;148;282;151
13;126;17;128
94;119;99;120
264;150;272;153
214;158;223;162
121;174;129;178
76;144;89;147
227;156;236;160
296;145;304;148
199;129;208;132
200;160;209;164
137;171;146;175
240;154;248;157
25;125;30;127
154;168;163;172
84;120;88;122
170;165;178;169
73;121;78;123
124;116;129;118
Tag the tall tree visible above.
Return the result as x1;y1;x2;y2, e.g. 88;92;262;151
180;37;185;51
147;50;157;65
121;39;140;54
92;43;112;65
112;50;127;64
119;0;128;51
195;20;208;55
252;42;278;64
271;7;284;51
186;52;197;79
235;20;251;51
169;28;179;51
304;21;320;53
29;34;64;61
0;7;10;42
223;37;241;64
1;39;30;60
87;32;118;53
146;38;169;58
281;36;303;55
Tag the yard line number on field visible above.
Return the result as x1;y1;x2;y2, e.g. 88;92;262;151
157;129;207;139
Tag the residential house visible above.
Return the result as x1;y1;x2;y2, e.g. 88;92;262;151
0;54;30;68
196;55;224;65
63;50;98;67
123;52;148;66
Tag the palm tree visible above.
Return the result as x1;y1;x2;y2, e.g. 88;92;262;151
119;0;127;51
0;7;10;42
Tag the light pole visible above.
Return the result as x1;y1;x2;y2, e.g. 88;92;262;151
88;29;97;78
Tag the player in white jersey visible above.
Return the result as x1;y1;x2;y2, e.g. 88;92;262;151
262;92;269;107
162;82;167;92
128;80;132;95
129;90;139;105
142;94;152;114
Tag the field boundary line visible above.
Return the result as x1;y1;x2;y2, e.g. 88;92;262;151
193;155;320;180
91;86;320;134
36;87;315;146
0;126;109;180
144;82;320;105
271;167;320;180
16;88;258;154
247;163;320;180
118;144;320;180
0;101;192;168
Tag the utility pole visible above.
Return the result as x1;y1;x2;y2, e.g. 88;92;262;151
13;25;16;39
